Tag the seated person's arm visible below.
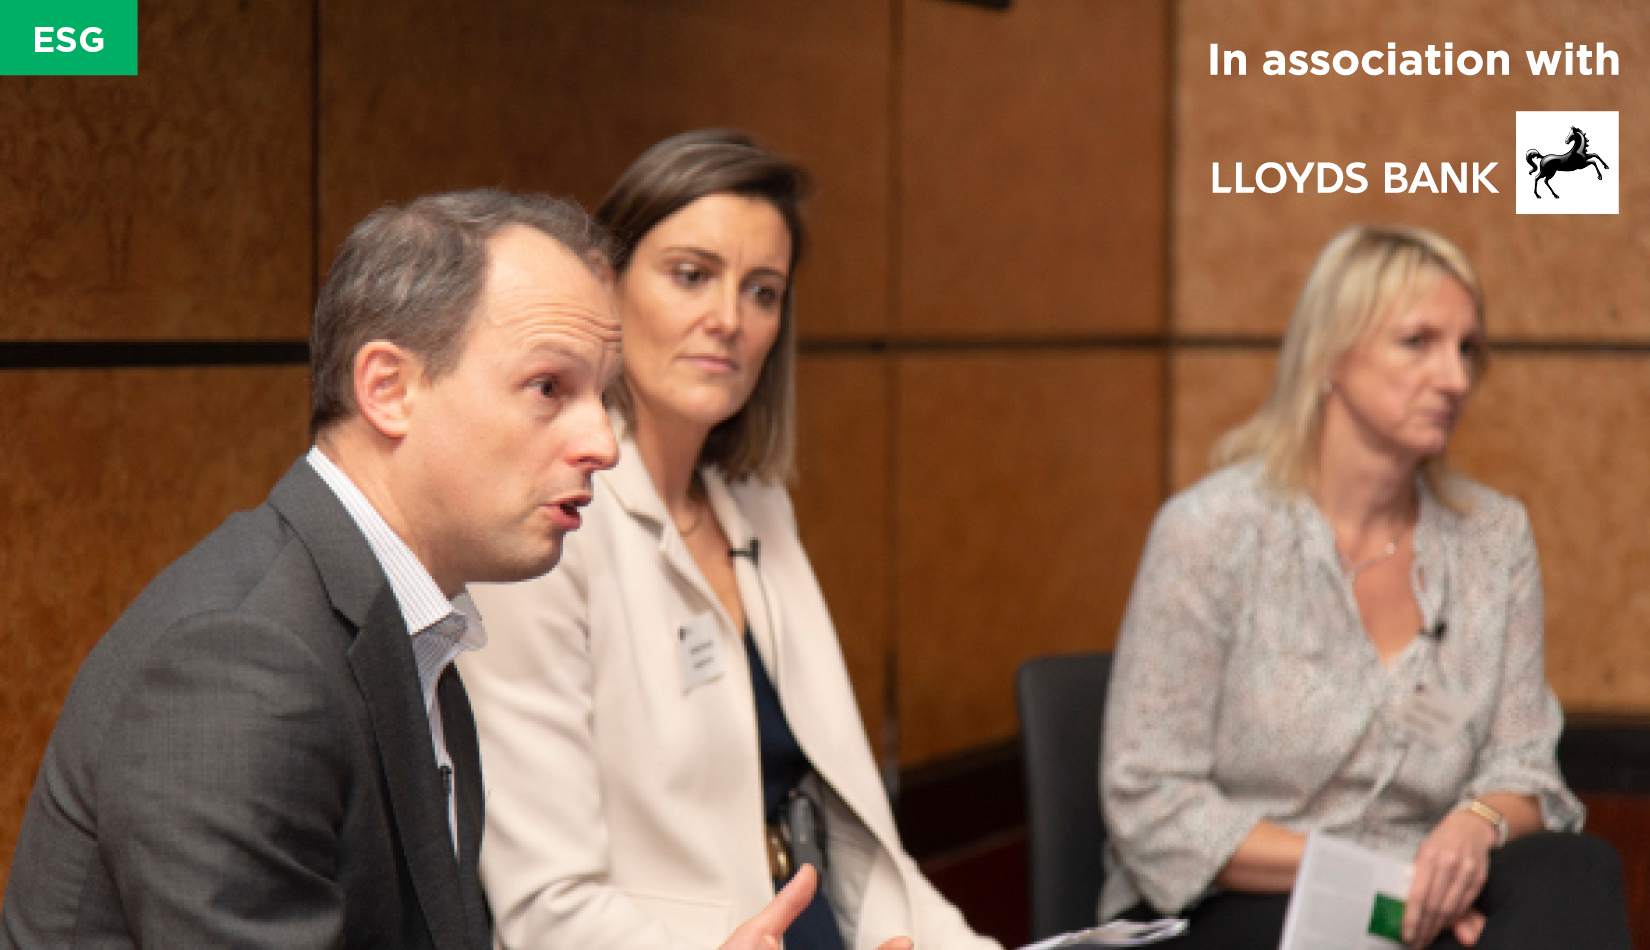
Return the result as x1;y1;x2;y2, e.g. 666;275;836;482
1457;508;1581;834
103;614;350;948
1102;495;1266;915
1474;792;1541;838
1403;507;1570;948
1214;822;1306;893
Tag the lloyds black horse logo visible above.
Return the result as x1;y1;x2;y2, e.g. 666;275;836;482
1525;126;1609;199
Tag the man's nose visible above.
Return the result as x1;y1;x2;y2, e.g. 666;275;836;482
574;396;620;472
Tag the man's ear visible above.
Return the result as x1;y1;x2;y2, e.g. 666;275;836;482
352;341;420;440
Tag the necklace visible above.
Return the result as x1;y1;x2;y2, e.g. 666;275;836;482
676;478;707;537
676;498;704;537
1342;536;1400;582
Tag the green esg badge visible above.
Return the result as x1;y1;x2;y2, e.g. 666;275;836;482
0;0;136;76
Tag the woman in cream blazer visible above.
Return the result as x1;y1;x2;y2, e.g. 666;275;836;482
460;131;998;950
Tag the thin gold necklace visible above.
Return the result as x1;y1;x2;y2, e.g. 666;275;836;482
1342;533;1401;582
676;479;706;537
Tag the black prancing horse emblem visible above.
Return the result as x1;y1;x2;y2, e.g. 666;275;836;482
1525;126;1609;199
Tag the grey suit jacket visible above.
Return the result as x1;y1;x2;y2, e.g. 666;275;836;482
1;459;490;950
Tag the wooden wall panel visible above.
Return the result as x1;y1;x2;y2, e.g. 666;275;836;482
794;355;893;758
0;368;310;893
1175;0;1650;339
895;352;1162;765
320;0;891;340
1450;356;1650;714
0;0;312;340
901;0;1168;337
1171;349;1276;490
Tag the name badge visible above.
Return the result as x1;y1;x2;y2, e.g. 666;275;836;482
677;612;725;693
1395;684;1470;748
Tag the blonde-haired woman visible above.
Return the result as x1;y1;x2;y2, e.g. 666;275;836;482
1100;225;1629;949
459;131;998;950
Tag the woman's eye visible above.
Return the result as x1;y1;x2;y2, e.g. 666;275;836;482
751;284;782;308
673;264;708;287
536;377;560;399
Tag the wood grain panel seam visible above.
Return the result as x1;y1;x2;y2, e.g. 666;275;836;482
1163;0;1181;502
311;0;322;309
885;0;906;788
1172;338;1650;354
802;335;1170;353
0;341;309;369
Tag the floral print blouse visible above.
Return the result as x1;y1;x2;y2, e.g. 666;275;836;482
1099;462;1582;919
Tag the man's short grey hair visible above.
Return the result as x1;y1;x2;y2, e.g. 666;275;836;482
309;188;612;436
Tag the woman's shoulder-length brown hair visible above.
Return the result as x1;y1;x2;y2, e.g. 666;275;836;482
598;129;812;485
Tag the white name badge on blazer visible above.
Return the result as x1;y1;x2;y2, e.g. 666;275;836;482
1396;684;1470;748
678;612;726;693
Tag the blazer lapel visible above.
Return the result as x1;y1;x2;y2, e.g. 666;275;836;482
601;436;734;632
269;460;386;628
349;591;473;950
705;473;779;665
270;459;473;950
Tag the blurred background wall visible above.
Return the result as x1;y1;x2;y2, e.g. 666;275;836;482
2;0;1646;937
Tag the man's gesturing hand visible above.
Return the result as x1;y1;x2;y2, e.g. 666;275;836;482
719;865;915;950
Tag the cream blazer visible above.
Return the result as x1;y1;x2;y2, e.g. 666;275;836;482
460;438;999;950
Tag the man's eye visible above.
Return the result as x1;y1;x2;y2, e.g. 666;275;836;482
536;377;559;398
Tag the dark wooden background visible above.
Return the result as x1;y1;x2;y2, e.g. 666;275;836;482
4;1;1648;939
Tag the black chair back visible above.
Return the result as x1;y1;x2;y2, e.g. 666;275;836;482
1016;652;1114;941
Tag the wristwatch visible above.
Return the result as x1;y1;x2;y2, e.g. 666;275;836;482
1463;798;1508;847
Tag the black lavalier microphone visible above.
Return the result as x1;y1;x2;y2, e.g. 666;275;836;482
729;539;761;566
1421;619;1448;641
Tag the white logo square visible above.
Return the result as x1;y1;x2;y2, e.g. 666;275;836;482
1516;111;1618;214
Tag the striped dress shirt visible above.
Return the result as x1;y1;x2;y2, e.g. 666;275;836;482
306;447;487;852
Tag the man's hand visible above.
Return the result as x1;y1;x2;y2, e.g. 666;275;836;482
719;865;914;950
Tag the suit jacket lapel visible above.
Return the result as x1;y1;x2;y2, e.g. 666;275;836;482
349;590;474;950
269;459;475;950
269;460;384;630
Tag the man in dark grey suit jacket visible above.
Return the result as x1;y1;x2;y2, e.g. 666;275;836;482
0;189;850;950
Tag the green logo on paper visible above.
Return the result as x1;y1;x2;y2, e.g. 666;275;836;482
1367;892;1406;943
0;0;136;76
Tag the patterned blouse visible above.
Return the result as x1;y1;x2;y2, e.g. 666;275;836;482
1099;462;1583;919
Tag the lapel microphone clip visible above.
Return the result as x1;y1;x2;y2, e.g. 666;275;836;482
730;538;761;566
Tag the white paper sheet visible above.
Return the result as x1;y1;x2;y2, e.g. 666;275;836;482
1018;917;1189;949
1278;833;1413;950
